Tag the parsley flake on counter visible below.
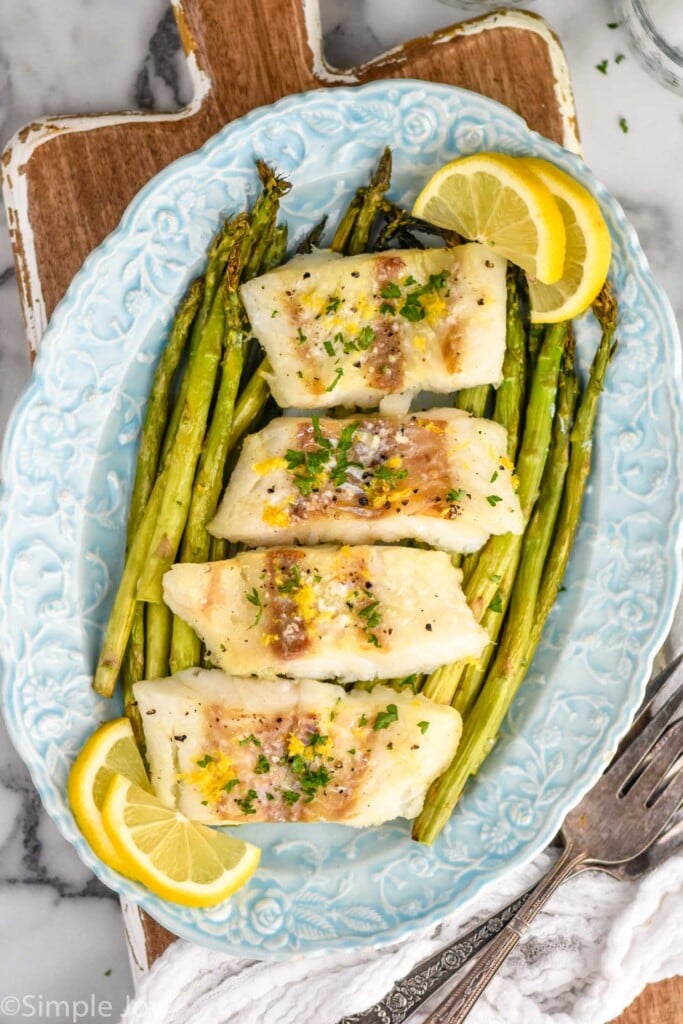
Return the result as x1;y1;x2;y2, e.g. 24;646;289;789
596;59;608;74
374;704;398;731
615;53;625;63
619;116;629;133
607;20;618;28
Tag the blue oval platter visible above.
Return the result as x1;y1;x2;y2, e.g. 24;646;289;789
1;80;682;957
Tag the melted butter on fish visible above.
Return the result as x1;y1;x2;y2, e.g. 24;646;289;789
240;245;507;410
163;545;487;682
134;670;461;826
209;409;523;552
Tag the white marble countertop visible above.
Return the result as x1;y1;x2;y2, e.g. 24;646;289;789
0;1;681;1020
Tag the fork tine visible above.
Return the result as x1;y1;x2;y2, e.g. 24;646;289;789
649;757;683;819
626;719;683;804
611;655;683;766
607;683;683;789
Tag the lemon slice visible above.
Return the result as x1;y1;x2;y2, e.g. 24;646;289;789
518;157;612;323
412;152;566;284
67;717;150;875
101;775;261;907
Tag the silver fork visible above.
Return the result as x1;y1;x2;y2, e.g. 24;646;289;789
339;655;683;1024
421;664;683;1024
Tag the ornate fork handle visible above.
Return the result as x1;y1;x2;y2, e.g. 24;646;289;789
423;845;588;1024
339;891;536;1024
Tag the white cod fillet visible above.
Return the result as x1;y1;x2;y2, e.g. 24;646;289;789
134;669;461;826
209;408;523;552
240;245;507;410
163;545;487;682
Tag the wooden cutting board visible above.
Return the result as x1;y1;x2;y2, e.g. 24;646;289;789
3;2;679;1018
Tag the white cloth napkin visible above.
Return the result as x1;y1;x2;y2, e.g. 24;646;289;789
120;851;683;1024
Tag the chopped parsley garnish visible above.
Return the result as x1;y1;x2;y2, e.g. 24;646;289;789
326;366;344;392
271;310;279;318
289;756;332;802
196;754;213;768
278;564;302;594
266;791;275;801
619;116;629;133
285;419;360;495
308;731;329;748
379;301;396;316
326;295;342;314
403;275;416;286
255;753;271;774
381;282;401;299
235;789;258;815
400;295;426;322
246;587;263;627
425;271;448;292
324;339;336;357
222;778;240;793
357;326;376;350
330;420;361;487
374;704;398;731
487;494;503;506
359;600;381;629
282;790;300;806
490;470;499;483
417;721;430;734
596;59;608;74
489;594;504;613
446;488;466;502
358;714;368;727
374;463;408;485
297;327;307;344
239;734;262;747
359;599;382;647
490;573;502;583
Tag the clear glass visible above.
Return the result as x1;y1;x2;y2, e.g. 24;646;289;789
614;0;683;94
436;1;536;9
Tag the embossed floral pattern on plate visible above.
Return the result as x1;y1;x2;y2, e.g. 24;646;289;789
0;81;682;958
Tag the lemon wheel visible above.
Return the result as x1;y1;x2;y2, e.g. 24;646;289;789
412;152;566;284
67;717;150;875
519;157;612;323
102;775;261;907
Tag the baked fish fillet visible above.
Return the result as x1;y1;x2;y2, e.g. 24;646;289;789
134;670;461;826
163;545;487;682
209;409;523;552
240;245;507;411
